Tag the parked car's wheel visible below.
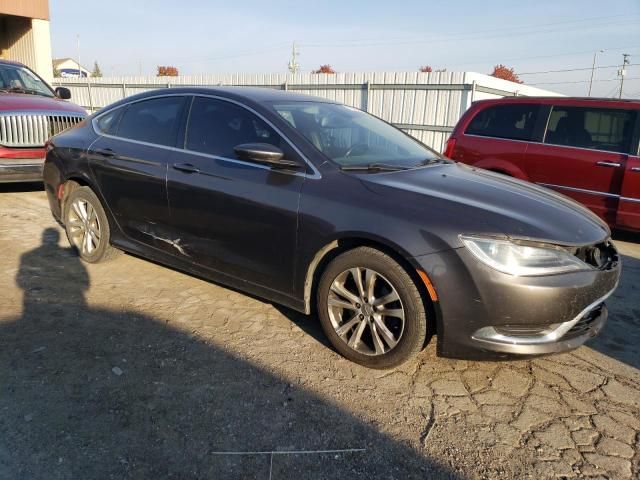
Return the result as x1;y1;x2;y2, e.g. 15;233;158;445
317;247;428;369
63;186;120;263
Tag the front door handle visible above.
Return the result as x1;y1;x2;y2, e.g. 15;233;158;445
94;148;115;157
631;167;640;172
596;161;621;168
173;163;200;174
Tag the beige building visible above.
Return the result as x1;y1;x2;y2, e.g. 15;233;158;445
53;58;90;78
0;0;53;82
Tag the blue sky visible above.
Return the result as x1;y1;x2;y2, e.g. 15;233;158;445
50;0;640;96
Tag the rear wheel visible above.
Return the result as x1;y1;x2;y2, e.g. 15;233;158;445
63;186;120;263
317;247;428;369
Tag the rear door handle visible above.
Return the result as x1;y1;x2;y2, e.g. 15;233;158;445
596;161;621;168
94;148;115;157
631;167;640;172
173;163;200;174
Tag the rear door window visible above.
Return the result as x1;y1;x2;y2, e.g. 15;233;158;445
115;96;186;147
544;106;634;153
465;104;539;141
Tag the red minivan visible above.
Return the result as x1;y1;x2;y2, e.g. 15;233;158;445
445;97;640;232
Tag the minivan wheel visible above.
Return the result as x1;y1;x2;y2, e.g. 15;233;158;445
63;186;120;263
317;247;428;369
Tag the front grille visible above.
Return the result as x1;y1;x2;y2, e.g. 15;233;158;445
565;304;604;338
0;113;85;147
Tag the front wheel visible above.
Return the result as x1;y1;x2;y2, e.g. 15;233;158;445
317;247;429;369
63;186;121;263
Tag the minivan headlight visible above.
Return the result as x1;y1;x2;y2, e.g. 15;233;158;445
461;236;591;276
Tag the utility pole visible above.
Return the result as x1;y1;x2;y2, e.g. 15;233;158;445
618;53;630;99
76;34;81;77
588;49;604;97
288;42;300;75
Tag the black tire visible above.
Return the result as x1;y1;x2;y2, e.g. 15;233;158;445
63;186;121;263
317;247;428;369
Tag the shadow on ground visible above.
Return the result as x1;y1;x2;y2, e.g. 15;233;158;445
0;182;43;193
0;229;460;480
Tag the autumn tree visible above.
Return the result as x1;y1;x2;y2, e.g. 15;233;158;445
419;65;433;73
312;64;336;74
91;61;102;78
489;64;523;84
157;66;179;77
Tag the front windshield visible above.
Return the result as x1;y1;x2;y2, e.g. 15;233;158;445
272;102;443;168
0;64;54;97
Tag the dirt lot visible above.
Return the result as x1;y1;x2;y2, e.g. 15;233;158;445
0;185;639;480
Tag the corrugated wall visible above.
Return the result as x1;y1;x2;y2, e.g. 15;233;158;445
2;16;35;68
0;15;52;82
53;71;561;152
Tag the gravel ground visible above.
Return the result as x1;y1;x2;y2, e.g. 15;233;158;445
0;185;638;480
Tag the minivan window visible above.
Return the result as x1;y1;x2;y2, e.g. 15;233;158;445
116;96;185;146
544;106;634;153
186;97;292;159
465;104;539;141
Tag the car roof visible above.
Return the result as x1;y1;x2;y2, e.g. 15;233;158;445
120;86;336;105
472;96;640;108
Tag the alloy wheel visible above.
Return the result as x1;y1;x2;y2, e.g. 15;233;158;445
327;267;405;356
67;198;101;256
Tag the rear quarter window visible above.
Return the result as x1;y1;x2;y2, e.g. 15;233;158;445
465;104;539;141
95;107;124;135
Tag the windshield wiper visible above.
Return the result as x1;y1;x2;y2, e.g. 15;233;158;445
0;87;48;97
416;158;446;167
340;163;411;172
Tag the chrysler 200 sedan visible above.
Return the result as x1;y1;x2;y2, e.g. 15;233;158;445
43;87;621;369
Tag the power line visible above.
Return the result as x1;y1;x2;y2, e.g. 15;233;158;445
529;76;640;85
300;17;640;49
449;45;640;69
518;63;640;76
383;45;640;73
309;13;637;47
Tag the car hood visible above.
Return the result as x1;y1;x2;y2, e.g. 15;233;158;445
0;92;86;114
361;162;610;248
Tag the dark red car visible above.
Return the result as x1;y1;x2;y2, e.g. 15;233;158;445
445;97;640;231
0;59;86;183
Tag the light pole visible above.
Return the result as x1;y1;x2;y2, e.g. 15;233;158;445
588;49;604;97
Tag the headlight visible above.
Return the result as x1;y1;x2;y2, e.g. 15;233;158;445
461;236;591;276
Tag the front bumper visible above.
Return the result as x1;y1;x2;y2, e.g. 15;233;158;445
0;147;45;183
0;158;44;183
415;244;621;359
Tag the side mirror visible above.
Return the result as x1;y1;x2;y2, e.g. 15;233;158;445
234;143;301;169
55;87;71;100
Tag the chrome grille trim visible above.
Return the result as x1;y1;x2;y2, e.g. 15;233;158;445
0;112;85;147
